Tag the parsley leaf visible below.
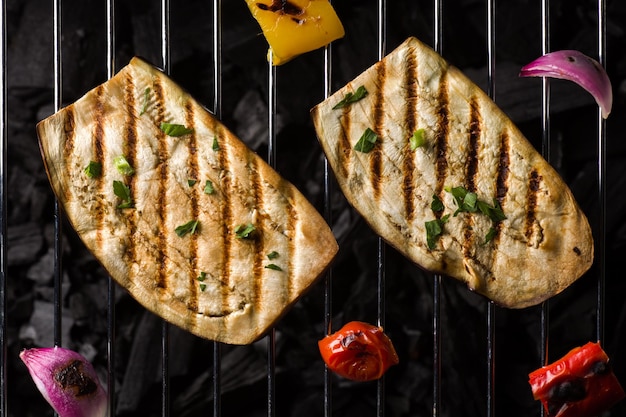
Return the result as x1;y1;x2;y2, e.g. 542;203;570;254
212;137;220;151
354;128;378;153
234;223;256;239
425;214;449;250
431;194;445;213
265;264;283;271
267;251;279;260
204;180;215;195
160;122;194;137
114;155;135;176
197;272;207;282
188;179;197;187
175;220;199;237
332;85;368;109
84;161;102;178
113;180;133;209
409;129;426;150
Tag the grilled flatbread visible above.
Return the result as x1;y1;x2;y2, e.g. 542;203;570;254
311;37;593;309
37;57;337;344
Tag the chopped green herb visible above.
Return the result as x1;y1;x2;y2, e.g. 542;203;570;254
484;227;497;244
139;87;150;116
160;122;194;137
84;161;102;178
197;271;207;281
431;194;445;213
113;180;133;209
442;185;506;244
234;223;256;239
188;179;197;187
212;137;220;151
199;283;207;292
175;220;199;237
425;214;449;250
354;128;378;153
204;180;215;195
477;199;507;222
114;155;135;176
409;129;426;150
265;264;283;271
267;251;279;260
333;85;369;109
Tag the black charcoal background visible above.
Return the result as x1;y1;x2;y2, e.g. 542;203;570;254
5;0;626;416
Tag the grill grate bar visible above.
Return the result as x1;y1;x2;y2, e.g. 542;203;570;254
539;2;551;415
212;2;223;417
486;0;497;416
322;9;335;417
595;0;607;346
160;1;171;416
432;2;443;416
266;52;278;417
106;1;117;415
0;0;7;414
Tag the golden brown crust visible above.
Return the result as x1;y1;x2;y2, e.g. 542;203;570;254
37;57;337;344
311;37;593;309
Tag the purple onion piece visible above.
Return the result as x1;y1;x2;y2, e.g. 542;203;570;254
19;347;108;417
520;50;613;119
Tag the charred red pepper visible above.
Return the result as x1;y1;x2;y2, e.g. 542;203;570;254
318;321;399;382
529;341;625;417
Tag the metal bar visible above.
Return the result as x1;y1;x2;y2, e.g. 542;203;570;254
52;0;63;351
266;52;277;417
595;0;607;347
539;0;551;413
485;0;496;416
212;2;223;416
0;0;7;415
322;18;334;417
432;0;443;415
161;1;171;416
376;1;387;415
106;1;116;415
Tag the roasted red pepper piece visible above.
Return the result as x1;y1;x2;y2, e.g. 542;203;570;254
529;341;625;417
318;321;399;382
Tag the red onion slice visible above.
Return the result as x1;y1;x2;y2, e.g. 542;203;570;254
20;347;108;417
520;50;613;118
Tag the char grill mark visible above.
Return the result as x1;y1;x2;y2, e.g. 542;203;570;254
462;97;481;258
371;61;386;201
493;131;511;242
466;98;481;192
281;179;296;301
61;106;76;204
403;49;418;221
92;86;106;250
122;74;138;287
216;122;233;318
185;101;199;315
525;169;541;242
250;156;265;314
63;106;76;161
434;69;449;199
496;131;510;203
153;77;169;291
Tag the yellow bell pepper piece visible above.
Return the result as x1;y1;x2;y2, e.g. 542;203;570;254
245;0;345;65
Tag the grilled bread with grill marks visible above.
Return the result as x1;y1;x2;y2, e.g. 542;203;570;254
37;57;338;344
311;37;593;309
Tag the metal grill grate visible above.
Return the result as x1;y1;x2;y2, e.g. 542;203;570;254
0;0;619;416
